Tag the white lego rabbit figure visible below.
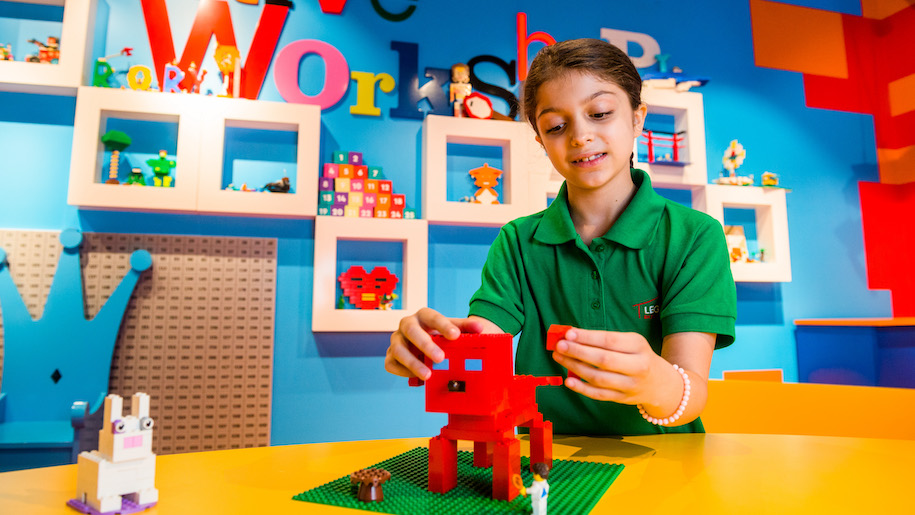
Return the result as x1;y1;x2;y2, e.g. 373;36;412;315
69;392;158;514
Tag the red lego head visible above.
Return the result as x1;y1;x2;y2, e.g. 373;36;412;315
424;334;514;415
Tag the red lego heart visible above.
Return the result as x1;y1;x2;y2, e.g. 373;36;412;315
338;266;399;309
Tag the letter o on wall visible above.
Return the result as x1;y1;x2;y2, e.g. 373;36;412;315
274;39;350;110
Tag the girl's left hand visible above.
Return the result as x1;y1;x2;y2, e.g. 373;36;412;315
550;327;677;407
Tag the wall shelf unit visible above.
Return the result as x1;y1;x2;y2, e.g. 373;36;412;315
67;87;321;217
312;216;428;332
422;115;533;226
0;0;98;95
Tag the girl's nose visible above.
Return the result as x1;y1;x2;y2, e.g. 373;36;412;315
569;122;593;147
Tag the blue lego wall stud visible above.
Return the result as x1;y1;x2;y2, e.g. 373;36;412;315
0;229;152;471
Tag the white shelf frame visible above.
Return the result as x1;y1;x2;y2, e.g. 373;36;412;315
635;88;708;188
695;184;792;283
312;217;428;332
68;86;203;211
0;0;98;95
422;115;533;226
196;96;320;217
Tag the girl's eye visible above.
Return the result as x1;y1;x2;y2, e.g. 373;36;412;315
544;123;565;134
592;111;612;119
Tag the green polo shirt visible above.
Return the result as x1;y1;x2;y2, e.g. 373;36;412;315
468;169;736;435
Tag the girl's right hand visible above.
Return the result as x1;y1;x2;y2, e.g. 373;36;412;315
385;308;487;381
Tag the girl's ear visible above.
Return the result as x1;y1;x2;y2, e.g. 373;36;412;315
633;102;648;134
535;134;542;147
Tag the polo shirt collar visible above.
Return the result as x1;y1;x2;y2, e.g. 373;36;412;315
533;169;666;249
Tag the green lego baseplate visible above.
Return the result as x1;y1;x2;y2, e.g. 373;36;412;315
293;446;624;514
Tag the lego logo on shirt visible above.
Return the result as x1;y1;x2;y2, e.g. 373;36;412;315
632;297;659;320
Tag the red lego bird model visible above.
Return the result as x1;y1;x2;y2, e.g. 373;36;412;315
409;333;562;501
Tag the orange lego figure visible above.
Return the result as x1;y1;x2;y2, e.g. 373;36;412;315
409;333;562;501
214;44;240;98
449;63;472;117
468;163;503;204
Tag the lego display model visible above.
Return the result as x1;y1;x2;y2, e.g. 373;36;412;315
714;139;753;186
338;265;399;310
318;150;415;219
468;163;503;204
409;333;562;501
68;393;158;515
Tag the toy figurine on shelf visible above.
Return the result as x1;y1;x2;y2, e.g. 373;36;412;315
450;63;472;117
92;47;134;88
101;130;132;185
215;44;241;98
67;393;158;515
26;36;59;63
126;167;146;186
349;468;391;502
642;53;709;92
147;150;176;187
462;91;512;121
761;171;779;187
264;176;291;193
178;61;207;94
468;163;502;204
0;44;13;61
515;462;551;515
714;140;753;186
378;292;398;310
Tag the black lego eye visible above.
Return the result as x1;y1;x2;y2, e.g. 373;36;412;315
140;417;155;430
112;419;127;433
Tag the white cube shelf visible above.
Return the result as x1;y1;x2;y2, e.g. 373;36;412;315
196;96;320;217
68;86;203;211
312;216;428;332
635;88;708;188
695;184;791;282
422;115;533;226
0;0;97;95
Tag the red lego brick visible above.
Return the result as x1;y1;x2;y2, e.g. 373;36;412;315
546;324;578;380
491;438;520;501
428;435;457;493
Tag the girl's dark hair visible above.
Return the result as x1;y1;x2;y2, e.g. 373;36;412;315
521;38;642;135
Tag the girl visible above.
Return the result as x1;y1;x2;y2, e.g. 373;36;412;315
386;38;736;435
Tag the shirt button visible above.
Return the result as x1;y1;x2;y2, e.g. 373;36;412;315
591;300;601;309
591;270;599;280
594;244;605;252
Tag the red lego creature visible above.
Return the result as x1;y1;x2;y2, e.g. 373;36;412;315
409;333;562;501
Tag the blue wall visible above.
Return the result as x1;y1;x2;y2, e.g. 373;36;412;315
0;0;891;445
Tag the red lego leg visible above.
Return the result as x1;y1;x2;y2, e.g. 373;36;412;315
428;435;457;493
473;441;494;468
491;438;520;501
529;418;554;470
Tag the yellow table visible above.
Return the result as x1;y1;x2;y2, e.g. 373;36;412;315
1;433;912;513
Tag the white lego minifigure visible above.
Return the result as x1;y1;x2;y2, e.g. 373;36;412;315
68;393;158;514
519;462;550;515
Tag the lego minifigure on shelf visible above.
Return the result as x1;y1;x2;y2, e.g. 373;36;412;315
0;44;13;61
450;63;472;117
67;393;158;515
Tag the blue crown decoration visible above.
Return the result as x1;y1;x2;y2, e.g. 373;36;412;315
0;229;152;424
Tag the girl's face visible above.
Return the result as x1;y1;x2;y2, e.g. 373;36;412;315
534;71;646;195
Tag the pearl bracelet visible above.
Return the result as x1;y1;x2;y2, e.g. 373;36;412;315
638;364;691;426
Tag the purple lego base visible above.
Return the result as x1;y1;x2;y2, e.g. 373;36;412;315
67;497;156;515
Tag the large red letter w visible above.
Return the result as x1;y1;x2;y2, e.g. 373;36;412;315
140;0;292;99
